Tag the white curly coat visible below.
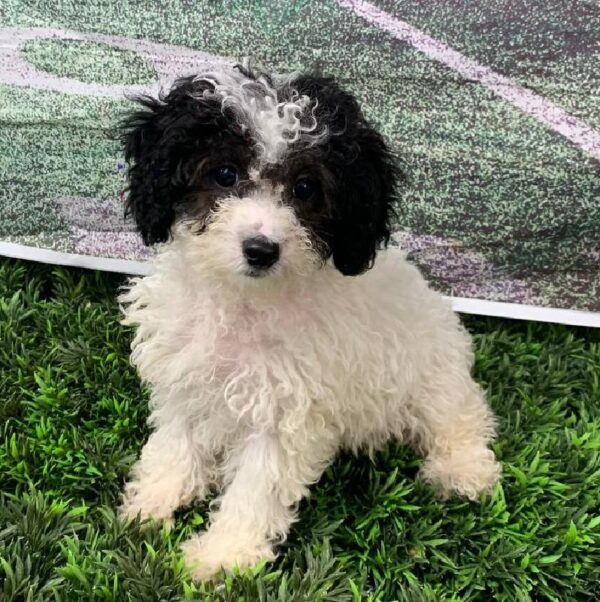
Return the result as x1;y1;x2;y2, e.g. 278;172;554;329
119;195;501;581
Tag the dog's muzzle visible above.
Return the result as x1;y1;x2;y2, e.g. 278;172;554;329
242;235;280;273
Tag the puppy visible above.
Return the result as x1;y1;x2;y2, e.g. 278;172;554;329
118;64;501;581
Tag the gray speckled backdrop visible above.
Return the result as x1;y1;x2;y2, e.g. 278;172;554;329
0;0;598;315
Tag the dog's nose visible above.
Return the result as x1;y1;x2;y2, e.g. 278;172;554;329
242;235;280;269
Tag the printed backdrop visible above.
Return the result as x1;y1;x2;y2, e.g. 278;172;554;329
0;1;599;322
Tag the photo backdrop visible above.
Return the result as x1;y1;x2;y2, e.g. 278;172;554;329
0;0;598;325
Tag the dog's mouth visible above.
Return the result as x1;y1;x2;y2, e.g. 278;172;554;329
244;266;275;279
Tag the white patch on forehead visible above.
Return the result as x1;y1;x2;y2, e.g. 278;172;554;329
192;67;327;164
250;171;285;214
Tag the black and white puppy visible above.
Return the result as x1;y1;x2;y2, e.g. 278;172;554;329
119;64;500;581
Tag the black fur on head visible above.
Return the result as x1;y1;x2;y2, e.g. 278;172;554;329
121;66;401;275
121;77;229;245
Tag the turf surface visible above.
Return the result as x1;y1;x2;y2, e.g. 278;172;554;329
1;258;599;601
374;0;600;130
23;39;157;86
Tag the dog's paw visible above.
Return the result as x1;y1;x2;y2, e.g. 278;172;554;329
419;445;501;500
181;532;275;582
118;482;182;526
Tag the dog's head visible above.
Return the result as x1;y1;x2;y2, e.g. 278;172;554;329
122;65;399;285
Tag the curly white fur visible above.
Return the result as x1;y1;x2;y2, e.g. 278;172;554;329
119;193;500;581
193;67;326;165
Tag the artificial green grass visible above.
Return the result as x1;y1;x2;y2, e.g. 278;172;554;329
1;258;599;601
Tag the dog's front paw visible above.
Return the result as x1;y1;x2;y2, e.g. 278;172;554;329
181;531;275;582
420;445;501;500
118;481;185;526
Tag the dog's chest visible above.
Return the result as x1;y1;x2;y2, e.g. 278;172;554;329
214;303;306;364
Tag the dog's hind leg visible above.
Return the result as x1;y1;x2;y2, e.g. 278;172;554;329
119;418;211;525
404;375;501;500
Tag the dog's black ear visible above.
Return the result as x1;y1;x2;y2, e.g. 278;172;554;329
121;95;173;245
121;77;222;245
329;123;398;276
290;74;400;276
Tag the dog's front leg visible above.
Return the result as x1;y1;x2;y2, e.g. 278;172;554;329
182;431;329;581
119;418;211;524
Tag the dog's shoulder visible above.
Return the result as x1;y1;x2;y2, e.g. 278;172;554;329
354;247;457;330
361;247;429;295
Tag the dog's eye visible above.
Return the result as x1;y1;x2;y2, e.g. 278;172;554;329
212;165;239;188
293;177;317;201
